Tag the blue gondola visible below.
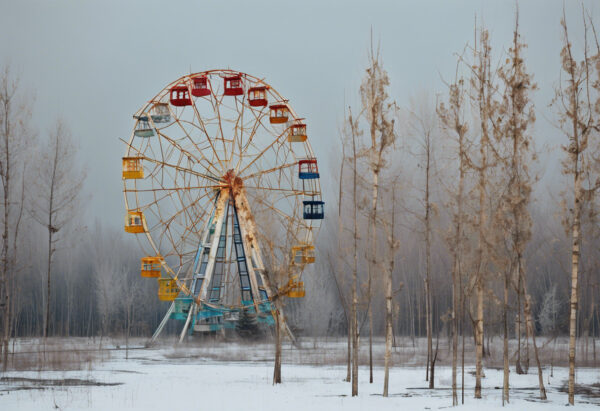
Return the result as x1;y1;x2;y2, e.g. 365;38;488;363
303;200;324;219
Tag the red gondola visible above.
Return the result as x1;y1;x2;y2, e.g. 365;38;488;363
248;86;267;107
269;104;289;124
170;85;192;106
191;76;211;97
224;75;243;96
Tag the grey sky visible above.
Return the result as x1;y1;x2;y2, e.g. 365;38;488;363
0;0;597;229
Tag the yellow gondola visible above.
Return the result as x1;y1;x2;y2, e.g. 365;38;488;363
158;278;179;301
124;210;145;233
122;157;144;179
291;244;315;265
287;280;305;298
141;256;163;278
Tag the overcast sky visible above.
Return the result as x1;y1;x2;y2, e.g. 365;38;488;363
1;0;598;230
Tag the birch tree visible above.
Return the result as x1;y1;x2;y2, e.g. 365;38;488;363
472;28;492;400
462;26;502;399
359;42;397;384
553;11;600;405
381;178;402;397
30;119;85;338
438;73;469;405
495;10;546;401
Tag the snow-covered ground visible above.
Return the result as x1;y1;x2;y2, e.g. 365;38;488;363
0;337;598;410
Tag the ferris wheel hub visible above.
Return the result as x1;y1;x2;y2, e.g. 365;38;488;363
222;169;244;193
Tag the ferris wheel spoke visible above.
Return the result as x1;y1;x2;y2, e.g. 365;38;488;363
152;188;218;234
241;161;297;182
236;128;289;177
209;91;230;170
174;184;201;233
143;155;222;183
235;107;283;172
188;100;226;172
139;184;214;233
229;94;245;168
157;127;221;178
244;185;303;195
125;185;220;193
244;190;300;225
233;106;270;172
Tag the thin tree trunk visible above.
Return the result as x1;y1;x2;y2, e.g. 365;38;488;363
503;268;510;405
44;133;59;339
350;109;359;397
516;269;524;374
474;29;490;399
425;277;430;381
368;305;373;384
125;303;131;360
383;259;393;397
338;137;351;385
451;249;459;405
461;261;465;404
273;310;282;384
368;166;379;384
452;133;465;404
430;328;439;390
523;284;546;399
475;271;484;398
429;300;438;389
383;187;397;397
425;147;433;385
568;174;581;405
524;312;530;373
44;230;52;338
0;90;11;370
347;318;351;383
2;285;10;370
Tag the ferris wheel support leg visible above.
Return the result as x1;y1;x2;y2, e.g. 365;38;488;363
148;302;175;346
179;303;195;343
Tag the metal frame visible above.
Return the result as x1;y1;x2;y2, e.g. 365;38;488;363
123;69;323;343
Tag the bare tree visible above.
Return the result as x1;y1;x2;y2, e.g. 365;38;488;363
334;128;352;383
93;230;125;346
438;71;469;405
466;26;500;399
407;92;439;387
258;222;293;385
0;65;34;369
359;39;397;384
347;107;362;397
553;9;600;405
494;8;544;402
29;119;85;339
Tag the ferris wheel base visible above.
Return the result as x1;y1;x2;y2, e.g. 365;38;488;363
185;303;276;334
147;299;278;345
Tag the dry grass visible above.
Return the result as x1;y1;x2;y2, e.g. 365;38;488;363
3;337;113;371
2;334;597;372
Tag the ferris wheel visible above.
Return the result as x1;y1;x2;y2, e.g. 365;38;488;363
121;69;323;340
